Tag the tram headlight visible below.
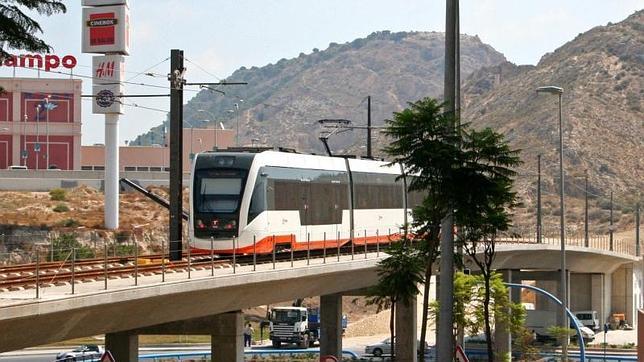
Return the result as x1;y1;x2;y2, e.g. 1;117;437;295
196;219;206;229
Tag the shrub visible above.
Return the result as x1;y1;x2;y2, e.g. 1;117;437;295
50;233;93;261
52;204;69;213
58;218;80;227
49;188;67;201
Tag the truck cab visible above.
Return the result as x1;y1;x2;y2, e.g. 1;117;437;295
269;307;314;348
574;310;600;331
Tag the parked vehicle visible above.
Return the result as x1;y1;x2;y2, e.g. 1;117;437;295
55;344;104;361
6;165;27;170
574;310;600;331
525;310;595;343
364;337;432;358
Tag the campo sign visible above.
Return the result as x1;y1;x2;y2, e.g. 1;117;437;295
0;54;77;72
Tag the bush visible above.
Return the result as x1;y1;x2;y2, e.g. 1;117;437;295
52;204;69;213
50;233;93;261
58;218;80;227
49;188;67;201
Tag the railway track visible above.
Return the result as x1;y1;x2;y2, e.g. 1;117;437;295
0;244;387;292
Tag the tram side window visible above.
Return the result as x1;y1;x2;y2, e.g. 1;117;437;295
248;166;349;225
353;172;404;209
406;176;426;209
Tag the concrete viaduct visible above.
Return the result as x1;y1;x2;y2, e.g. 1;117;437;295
0;242;641;361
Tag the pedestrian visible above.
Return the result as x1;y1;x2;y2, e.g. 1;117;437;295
243;323;254;347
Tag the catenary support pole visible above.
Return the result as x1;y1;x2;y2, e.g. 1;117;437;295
437;1;457;361
104;114;119;229
636;202;640;256
168;49;184;261
537;154;542;243
610;191;614;251
585;170;589;247
367;95;372;158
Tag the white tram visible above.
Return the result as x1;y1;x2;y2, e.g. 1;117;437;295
189;149;421;254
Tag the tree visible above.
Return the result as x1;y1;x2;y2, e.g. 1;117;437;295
0;0;66;61
383;97;463;357
455;128;522;362
367;240;424;360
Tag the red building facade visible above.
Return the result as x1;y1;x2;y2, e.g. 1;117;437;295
0;78;82;169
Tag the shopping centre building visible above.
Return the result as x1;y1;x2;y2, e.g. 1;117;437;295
0;77;234;172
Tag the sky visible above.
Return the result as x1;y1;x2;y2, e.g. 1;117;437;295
1;0;641;145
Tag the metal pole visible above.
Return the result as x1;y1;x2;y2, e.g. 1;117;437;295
35;247;40;298
211;237;215;276
290;234;294;268
337;231;340;262
364;230;367;259
367;95;372;158
233;237;236;274
169;49;185;261
272;235;276;269
71;248;75;295
45;96;50;169
253;235;257;271
537;154;542;243
585;170;589;247
610;191;614;251
161;238;166;282
187;240;192;279
557;91;568;359
323;231;327;264
104;242;108;290
36;105;40;170
307;232;310;265
134;240;139;286
376;229;380;257
636;202;640;257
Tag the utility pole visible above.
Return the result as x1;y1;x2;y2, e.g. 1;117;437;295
609;191;614;251
584;170;589;247
366;95;372;158
636;202;640;257
168;49;185;261
437;0;457;361
537;154;542;243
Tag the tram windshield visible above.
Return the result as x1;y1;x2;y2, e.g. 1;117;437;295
197;177;242;213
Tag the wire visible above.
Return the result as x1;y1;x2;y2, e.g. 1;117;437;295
183;57;223;81
125;57;170;82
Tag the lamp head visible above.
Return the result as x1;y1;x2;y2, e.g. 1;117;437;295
536;86;563;95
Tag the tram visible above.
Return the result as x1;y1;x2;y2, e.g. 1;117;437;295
189;149;421;254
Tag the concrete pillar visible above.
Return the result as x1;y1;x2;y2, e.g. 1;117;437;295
638;310;644;361
211;311;244;362
591;274;605;326
569;273;592;311
320;293;342;359
395;295;417;362
105;331;138;362
604;272;613;326
495;270;512;360
612;264;635;326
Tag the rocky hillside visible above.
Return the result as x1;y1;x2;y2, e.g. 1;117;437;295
462;10;643;201
130;31;506;153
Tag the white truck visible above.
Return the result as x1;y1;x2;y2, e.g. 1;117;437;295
574;310;600;331
269;306;319;348
525;310;595;344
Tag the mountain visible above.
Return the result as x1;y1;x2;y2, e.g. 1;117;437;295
129;31;507;152
462;10;643;200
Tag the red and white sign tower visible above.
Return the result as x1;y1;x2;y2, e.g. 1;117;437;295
81;0;130;229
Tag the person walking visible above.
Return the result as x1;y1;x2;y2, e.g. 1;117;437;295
243;323;254;347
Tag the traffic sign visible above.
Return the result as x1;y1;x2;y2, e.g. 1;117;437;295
34;143;40;152
100;351;115;362
455;345;469;362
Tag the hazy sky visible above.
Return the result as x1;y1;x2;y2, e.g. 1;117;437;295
1;0;641;145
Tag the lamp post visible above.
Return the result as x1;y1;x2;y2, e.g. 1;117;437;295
35;104;41;170
197;109;219;150
45;96;50;169
22;114;27;166
536;85;567;359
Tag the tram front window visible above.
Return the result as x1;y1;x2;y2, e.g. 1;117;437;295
198;178;242;213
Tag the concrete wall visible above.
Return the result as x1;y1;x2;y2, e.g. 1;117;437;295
612;264;634;325
570;274;592;312
0;170;190;191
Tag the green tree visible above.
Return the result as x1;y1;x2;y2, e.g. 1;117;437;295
383;98;463;357
0;1;66;60
456;128;521;362
367;240;424;360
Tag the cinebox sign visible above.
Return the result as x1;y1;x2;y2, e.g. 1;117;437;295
92;55;124;114
82;4;130;55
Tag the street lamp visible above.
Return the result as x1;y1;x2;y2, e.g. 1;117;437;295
536;85;567;358
44;95;50;169
22;114;28;166
197;109;219;150
35;104;41;170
